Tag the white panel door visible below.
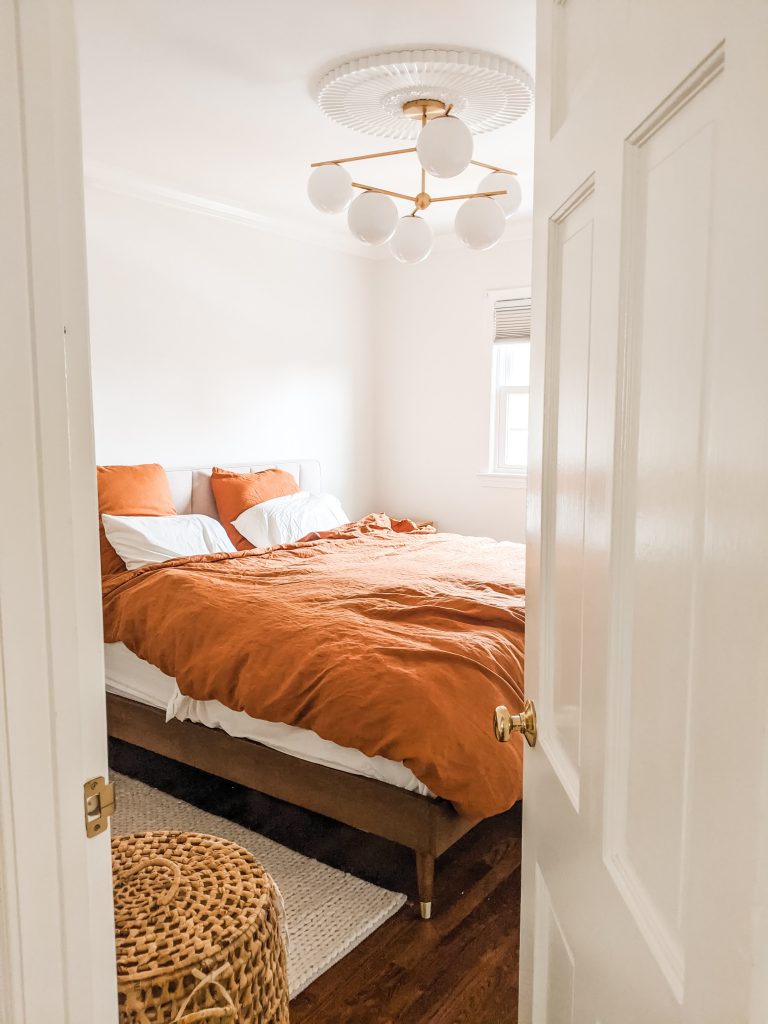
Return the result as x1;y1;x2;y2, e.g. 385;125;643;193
519;2;768;1022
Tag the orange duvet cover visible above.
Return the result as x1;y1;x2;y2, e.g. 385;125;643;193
102;515;526;821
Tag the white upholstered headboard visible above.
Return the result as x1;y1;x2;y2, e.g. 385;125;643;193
164;461;323;521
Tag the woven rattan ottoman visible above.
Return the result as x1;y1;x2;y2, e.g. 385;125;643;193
112;830;289;1024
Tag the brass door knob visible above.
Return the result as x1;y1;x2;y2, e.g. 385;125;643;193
494;699;537;747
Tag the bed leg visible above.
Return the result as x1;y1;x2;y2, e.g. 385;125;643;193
416;851;435;920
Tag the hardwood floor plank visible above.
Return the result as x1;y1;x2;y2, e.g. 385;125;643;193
391;870;520;1023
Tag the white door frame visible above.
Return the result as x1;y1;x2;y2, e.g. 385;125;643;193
0;2;117;1022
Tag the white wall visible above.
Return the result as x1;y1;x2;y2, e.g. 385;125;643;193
371;225;532;541
85;188;531;540
84;187;375;518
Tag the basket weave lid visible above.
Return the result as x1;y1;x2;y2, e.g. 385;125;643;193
113;830;272;981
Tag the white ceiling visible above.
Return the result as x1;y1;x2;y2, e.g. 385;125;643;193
75;0;536;248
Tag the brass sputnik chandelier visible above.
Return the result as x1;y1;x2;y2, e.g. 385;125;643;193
307;49;534;264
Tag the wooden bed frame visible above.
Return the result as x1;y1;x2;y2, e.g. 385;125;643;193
107;692;475;919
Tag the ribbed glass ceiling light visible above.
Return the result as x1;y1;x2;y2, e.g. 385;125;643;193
307;49;533;264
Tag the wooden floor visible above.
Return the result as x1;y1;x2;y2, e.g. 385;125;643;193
110;738;522;1023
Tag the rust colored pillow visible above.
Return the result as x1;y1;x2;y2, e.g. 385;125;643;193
211;467;299;549
97;463;176;575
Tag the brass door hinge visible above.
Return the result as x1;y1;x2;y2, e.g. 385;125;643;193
84;776;115;838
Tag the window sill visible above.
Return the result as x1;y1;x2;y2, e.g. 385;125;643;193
477;472;527;490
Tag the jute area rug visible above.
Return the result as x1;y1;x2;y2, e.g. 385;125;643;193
112;772;407;998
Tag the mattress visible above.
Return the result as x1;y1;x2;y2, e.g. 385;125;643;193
104;642;433;797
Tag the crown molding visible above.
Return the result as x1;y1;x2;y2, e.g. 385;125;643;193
83;161;369;259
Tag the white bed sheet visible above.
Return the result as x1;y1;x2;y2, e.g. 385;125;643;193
104;642;433;797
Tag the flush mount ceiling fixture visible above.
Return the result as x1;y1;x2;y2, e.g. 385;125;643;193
308;49;534;263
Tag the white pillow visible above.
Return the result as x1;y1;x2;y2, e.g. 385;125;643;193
102;513;235;570
232;491;349;548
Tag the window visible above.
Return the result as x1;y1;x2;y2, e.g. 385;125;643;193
490;294;531;476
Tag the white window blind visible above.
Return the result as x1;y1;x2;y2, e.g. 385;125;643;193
490;294;531;475
493;296;532;343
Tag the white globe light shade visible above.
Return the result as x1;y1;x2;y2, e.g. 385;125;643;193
390;216;433;264
347;190;399;245
478;171;523;218
307;163;354;214
416;115;473;178
455;197;506;251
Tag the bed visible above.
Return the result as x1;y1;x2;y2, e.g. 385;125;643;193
104;460;525;918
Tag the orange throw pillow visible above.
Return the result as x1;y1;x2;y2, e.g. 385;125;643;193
97;463;176;575
211;467;299;549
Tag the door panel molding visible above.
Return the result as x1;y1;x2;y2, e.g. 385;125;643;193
532;864;577;1024
626;43;725;149
539;174;596;812
602;49;724;1005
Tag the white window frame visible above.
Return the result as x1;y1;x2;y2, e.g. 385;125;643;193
480;286;531;488
494;379;530;475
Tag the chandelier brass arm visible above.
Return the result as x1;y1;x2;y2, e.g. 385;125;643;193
350;182;418;203
311;148;516;178
347;180;506;207
310;147;417;168
470;158;518;176
429;190;506;203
